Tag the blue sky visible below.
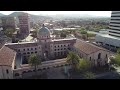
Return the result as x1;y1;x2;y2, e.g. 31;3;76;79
0;11;111;17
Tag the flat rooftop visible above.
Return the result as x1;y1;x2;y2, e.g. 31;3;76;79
97;34;120;40
52;38;76;42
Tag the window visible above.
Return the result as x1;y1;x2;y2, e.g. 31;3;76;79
35;51;37;53
64;45;66;47
23;49;25;51
64;48;66;50
61;45;62;47
31;48;33;50
54;46;56;48
90;57;91;61
18;49;20;52
27;52;30;54
58;49;59;51
55;52;56;56
68;44;69;46
35;48;37;50
23;53;26;55
45;45;47;48
61;48;63;50
27;48;29;51
31;52;33;54
106;54;108;58
58;45;59;47
55;49;56;51
98;53;101;59
6;69;9;74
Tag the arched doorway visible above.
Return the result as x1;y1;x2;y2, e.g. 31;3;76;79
98;53;101;59
44;51;48;59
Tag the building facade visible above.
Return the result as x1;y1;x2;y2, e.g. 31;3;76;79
0;46;16;79
18;13;30;39
72;40;109;67
6;24;76;61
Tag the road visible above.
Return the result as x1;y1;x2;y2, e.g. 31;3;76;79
95;71;120;79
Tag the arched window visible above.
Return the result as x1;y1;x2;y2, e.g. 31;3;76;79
90;57;91;61
98;53;101;59
106;54;108;58
6;69;9;74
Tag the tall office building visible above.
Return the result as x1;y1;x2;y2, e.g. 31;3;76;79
95;11;120;51
1;16;17;30
109;11;120;37
18;13;30;38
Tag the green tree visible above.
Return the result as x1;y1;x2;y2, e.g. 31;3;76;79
87;33;96;37
77;59;90;72
60;32;66;38
80;30;87;34
110;48;120;66
110;54;120;66
31;29;38;38
83;71;95;79
28;54;42;73
66;51;80;70
4;28;16;38
117;48;120;54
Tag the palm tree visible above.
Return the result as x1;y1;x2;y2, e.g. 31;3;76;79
28;54;42;74
66;51;80;70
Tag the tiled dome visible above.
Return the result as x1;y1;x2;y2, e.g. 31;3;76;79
38;24;50;35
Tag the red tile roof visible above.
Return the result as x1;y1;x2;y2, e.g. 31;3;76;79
74;39;108;55
0;45;16;66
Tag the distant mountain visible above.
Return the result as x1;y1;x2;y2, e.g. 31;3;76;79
49;14;110;20
8;12;53;24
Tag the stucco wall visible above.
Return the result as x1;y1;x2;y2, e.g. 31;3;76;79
0;66;13;79
87;50;110;66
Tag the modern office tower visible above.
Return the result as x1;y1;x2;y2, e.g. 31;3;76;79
1;16;17;30
109;11;120;37
18;13;30;38
95;11;120;51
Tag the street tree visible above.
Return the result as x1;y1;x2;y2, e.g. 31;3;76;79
77;59;90;72
28;54;42;73
66;51;80;70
